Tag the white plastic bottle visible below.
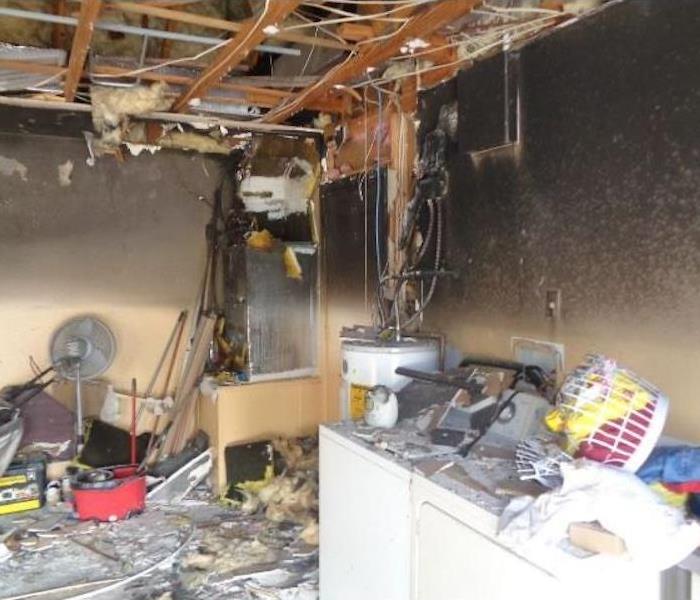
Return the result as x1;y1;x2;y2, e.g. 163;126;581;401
100;384;120;424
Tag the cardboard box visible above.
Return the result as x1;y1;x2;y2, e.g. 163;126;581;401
568;522;627;556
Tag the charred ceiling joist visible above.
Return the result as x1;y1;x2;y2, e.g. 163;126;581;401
0;0;607;156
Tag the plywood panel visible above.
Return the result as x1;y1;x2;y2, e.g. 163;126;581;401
198;377;323;491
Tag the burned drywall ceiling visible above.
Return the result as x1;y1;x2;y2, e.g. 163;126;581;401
0;104;92;137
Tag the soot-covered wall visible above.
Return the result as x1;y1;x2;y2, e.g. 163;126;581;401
421;0;700;439
0;124;228;392
321;171;385;419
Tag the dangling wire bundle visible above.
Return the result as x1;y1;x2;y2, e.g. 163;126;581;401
379;127;448;333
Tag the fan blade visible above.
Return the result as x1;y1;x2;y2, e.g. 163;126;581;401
85;347;109;378
73;318;93;338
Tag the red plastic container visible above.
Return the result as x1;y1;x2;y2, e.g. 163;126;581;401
73;465;146;522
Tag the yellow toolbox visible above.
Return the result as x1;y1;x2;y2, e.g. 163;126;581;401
0;454;46;515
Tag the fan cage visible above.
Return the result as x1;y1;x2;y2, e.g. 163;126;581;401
50;316;116;381
556;354;668;472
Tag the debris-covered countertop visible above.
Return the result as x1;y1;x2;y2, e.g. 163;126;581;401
326;420;545;518
324;421;700;583
0;500;318;599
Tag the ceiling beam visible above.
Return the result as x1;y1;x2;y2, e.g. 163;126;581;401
91;65;348;113
0;59;66;77
63;0;102;101
105;1;351;51
171;0;304;112
262;0;481;123
0;59;347;114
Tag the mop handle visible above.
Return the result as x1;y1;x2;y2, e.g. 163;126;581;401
131;378;137;465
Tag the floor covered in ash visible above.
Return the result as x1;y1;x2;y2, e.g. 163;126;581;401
0;501;318;600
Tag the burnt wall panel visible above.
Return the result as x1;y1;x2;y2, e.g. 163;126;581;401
321;171;386;420
420;0;700;439
0;128;227;390
321;170;386;311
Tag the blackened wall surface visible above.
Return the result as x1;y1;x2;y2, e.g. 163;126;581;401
321;170;384;419
322;170;385;313
0;128;227;390
421;0;700;439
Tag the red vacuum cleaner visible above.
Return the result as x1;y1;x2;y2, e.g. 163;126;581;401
72;379;146;521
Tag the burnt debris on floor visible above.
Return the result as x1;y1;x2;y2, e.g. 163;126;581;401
0;501;318;600
0;433;319;599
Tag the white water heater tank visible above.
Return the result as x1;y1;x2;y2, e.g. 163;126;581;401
340;339;439;421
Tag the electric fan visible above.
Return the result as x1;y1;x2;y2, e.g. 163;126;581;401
546;354;668;472
50;316;116;450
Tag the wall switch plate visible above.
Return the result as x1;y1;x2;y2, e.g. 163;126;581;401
545;289;561;319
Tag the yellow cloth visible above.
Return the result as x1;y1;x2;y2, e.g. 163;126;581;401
649;482;688;509
547;371;653;452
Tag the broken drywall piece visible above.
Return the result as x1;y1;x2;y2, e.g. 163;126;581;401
0;155;28;181
126;143;161;157
240;158;315;219
83;131;96;166
57;160;73;186
121;122;237;156
147;449;213;504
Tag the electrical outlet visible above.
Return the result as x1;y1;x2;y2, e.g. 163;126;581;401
545;289;561;319
511;337;565;382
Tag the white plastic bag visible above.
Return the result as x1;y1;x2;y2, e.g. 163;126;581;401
499;459;700;570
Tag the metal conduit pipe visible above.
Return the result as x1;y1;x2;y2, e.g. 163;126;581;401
0;7;301;56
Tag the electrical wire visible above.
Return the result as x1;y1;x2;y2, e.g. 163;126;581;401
388;17;549;63
261;8;419;121
292;7;351;46
351;12;561;89
300;0;435;20
283;15;409;30
357;86;385;324
90;38;231;81
291;0;434;28
374;85;385;327
363;89;369;313
482;2;567;16
84;0;270;101
400;190;442;330
300;27;319;76
264;1;565;122
303;0;431;4
414;198;435;266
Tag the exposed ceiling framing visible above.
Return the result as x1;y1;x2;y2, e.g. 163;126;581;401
62;0;101;101
172;0;305;112
262;0;481;123
0;0;606;127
